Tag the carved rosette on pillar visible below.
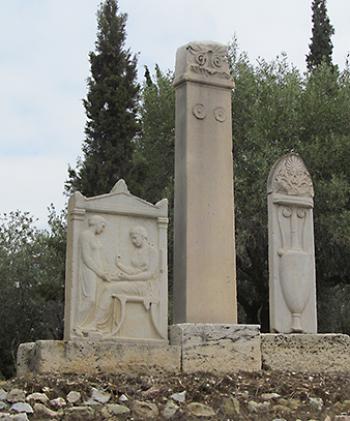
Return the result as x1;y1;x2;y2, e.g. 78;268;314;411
267;153;317;333
173;42;237;323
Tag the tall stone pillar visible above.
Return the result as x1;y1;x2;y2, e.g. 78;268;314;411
173;42;237;323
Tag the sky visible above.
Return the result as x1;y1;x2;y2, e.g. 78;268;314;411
1;0;350;228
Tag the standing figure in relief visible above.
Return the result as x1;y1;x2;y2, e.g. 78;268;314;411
96;225;158;332
77;215;110;335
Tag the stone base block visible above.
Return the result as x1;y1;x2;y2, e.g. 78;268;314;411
17;340;180;376
170;324;261;374
262;333;350;372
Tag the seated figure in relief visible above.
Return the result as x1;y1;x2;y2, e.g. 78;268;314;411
76;215;110;335
96;225;159;333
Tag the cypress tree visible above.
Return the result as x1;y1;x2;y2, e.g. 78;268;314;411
66;0;139;196
306;0;334;71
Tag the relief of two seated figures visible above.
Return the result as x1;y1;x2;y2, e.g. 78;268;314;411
74;215;164;341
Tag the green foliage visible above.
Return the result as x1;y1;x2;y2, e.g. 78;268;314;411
306;0;334;71
66;0;139;196
0;208;66;378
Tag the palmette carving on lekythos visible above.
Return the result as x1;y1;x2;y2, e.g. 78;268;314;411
267;153;317;333
64;179;168;342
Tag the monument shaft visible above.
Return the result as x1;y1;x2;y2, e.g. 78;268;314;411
173;42;237;323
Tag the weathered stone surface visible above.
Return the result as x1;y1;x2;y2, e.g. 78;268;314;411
132;400;159;418
170;391;186;403
6;390;25;404
49;397;66;408
20;339;180;375
222;397;240;416
104;403;130;415
64;179;169;343
187;402;216;417
173;41;237;324
16;343;35;377
262;333;350;372
90;388;111;404
66;391;81;404
26;393;49;404
33;403;58;418
170;324;261;373
10;403;33;414
64;406;94;420
0;390;7;401
162;400;179;419
267;153;317;333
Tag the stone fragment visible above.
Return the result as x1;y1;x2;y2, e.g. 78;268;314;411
162;400;179;419
10;402;33;414
335;416;350;421
0;389;7;401
187;402;216;417
132;400;159;418
33;403;58;418
309;397;323;411
267;153;317;333
222;397;240;416
9;415;29;421
64;180;169;343
118;394;128;403
64;406;94;420
173;41;237;324
16;343;35;377
66;391;81;404
0;401;8;410
26;392;49;404
170;391;186;403
272;404;293;414
261;392;281;400
49;397;66;408
105;403;130;416
6;389;25;403
170;324;261;374
248;400;270;413
90;388;111;404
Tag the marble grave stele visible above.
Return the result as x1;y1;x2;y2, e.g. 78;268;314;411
64;179;168;342
267;153;317;333
173;41;237;324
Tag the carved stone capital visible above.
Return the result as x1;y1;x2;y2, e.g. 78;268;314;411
267;153;314;197
174;42;234;89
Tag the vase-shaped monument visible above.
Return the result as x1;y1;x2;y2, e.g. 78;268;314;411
267;153;317;333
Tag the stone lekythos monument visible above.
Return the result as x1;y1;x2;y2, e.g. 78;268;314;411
64;179;168;342
173;41;237;323
267;153;317;333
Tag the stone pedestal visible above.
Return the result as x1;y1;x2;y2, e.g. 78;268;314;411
170;324;261;374
173;42;237;324
262;333;350;372
17;340;180;377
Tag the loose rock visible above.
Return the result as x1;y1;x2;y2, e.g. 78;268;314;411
0;401;8;410
170;390;186;403
66;391;81;404
91;388;111;404
162;400;179;419
10;402;33;414
132;400;159;418
261;392;281;400
187;402;216;417
49;397;66;408
118;393;128;403
6;390;25;404
309;397;323;411
248;400;270;413
103;403;130;416
33;403;58;418
222;396;240;416
65;406;94;420
0;389;7;401
26;392;49;404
